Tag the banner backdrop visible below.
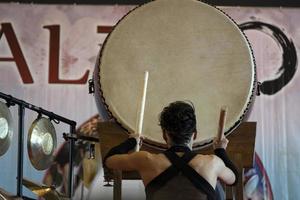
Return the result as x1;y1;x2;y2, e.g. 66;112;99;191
227;7;299;200
0;3;299;200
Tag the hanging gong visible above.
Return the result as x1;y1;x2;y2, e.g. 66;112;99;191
0;101;13;156
27;117;57;170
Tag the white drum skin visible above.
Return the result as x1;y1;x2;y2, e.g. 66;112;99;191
96;0;255;149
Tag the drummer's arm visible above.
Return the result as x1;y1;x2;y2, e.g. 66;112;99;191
104;137;147;171
215;155;237;185
105;151;149;171
213;138;239;185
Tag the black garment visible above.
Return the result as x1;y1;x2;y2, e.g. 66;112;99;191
103;138;137;167
145;146;217;200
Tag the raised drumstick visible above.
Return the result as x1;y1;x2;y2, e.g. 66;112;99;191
217;106;228;142
135;71;149;151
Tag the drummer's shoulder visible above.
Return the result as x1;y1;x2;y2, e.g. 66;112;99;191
132;151;154;158
204;154;227;167
194;153;222;164
130;151;160;162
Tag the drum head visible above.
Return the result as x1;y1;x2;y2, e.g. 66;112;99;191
97;0;255;149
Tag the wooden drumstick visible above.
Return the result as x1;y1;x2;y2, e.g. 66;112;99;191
217;106;228;142
135;71;149;151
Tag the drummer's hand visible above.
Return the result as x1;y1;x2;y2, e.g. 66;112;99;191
213;137;229;149
128;133;144;146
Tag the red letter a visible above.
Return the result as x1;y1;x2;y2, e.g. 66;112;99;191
0;23;34;83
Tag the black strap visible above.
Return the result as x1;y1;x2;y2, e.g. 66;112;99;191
146;149;195;189
164;151;216;200
168;145;192;153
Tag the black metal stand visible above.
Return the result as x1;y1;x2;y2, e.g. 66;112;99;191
17;104;25;197
63;130;100;198
0;91;76;199
67;125;76;199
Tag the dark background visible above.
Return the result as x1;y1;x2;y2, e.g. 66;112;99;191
0;0;299;7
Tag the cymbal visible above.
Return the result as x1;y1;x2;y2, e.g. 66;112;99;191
0;101;13;157
0;187;22;200
27;117;57;170
77;115;102;188
82;143;101;188
22;178;68;200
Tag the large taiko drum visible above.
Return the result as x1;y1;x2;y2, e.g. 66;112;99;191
94;0;255;150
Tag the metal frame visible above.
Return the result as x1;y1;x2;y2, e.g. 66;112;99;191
0;91;76;199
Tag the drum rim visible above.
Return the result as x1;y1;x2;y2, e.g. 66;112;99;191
96;0;257;150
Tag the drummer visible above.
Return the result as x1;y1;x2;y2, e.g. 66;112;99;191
104;101;238;200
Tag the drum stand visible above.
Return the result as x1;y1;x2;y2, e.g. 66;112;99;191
98;122;256;200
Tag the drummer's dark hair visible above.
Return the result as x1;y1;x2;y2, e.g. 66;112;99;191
159;101;197;145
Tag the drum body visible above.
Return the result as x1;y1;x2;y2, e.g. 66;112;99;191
95;0;256;150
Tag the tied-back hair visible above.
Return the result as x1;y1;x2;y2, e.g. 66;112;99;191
159;101;197;145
